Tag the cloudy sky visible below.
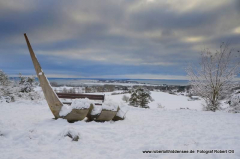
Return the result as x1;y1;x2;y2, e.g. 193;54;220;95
0;0;240;79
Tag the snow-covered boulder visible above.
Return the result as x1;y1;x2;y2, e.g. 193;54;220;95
59;127;80;141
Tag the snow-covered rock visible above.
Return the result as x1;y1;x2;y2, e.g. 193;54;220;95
59;127;80;141
102;99;119;111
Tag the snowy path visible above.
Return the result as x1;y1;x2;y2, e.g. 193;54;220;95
0;92;240;159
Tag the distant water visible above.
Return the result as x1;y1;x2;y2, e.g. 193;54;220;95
48;78;189;86
10;77;189;86
128;79;189;86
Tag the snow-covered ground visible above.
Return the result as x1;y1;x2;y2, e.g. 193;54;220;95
0;89;240;159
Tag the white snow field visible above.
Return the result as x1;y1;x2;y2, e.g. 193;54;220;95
0;90;240;159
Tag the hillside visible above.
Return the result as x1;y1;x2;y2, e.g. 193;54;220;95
0;89;239;159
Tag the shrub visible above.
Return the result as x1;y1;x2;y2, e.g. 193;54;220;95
19;73;35;93
122;95;130;102
129;87;153;108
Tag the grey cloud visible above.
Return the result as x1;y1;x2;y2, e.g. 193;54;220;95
0;0;240;78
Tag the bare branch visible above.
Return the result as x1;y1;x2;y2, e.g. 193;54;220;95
186;43;240;111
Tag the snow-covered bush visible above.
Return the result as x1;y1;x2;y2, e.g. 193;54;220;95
122;95;130;102
227;93;240;113
0;71;41;102
157;103;165;109
16;91;42;101
0;95;14;103
12;74;41;101
129;87;153;108
0;70;10;86
0;70;15;102
19;73;35;93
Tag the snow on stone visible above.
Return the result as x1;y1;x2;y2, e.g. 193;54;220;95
90;106;102;115
59;98;93;116
59;127;80;141
102;98;118;111
71;98;93;109
90;98;121;115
